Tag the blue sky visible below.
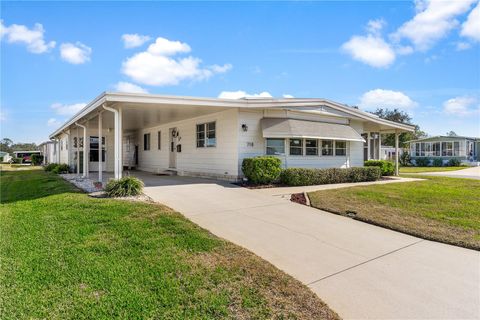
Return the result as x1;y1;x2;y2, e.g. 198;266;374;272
1;1;479;143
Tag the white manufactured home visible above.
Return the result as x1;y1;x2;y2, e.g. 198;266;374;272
49;92;415;181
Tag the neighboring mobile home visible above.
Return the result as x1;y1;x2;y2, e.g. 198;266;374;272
12;150;41;163
408;136;480;166
39;141;56;165
49;92;415;181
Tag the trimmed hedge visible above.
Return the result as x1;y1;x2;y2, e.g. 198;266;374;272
52;164;70;174
415;157;430;167
364;160;395;176
31;154;44;165
280;167;381;186
432;158;443;167
242;156;282;184
105;176;144;197
447;158;461;167
44;163;58;172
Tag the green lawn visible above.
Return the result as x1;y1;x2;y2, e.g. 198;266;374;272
399;166;467;173
308;175;480;250
0;168;338;319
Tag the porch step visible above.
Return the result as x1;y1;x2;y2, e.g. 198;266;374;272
156;169;177;176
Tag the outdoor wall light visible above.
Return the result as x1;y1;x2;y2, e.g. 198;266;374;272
241;124;248;132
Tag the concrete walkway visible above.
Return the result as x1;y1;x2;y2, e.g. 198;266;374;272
135;172;479;319
410;166;480;180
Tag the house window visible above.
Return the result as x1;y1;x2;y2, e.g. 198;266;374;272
335;141;347;156
144;133;151;151
454;141;460;156
60;140;63;151
424;143;432;156
266;138;285;155
415;143;420;156
196;122;216;148
89;136;105;162
157;131;161;150
433;142;441;156
289;138;303;156
305;139;318;156
442;142;453;156
322;140;333;156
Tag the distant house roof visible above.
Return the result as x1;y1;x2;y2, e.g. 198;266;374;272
407;135;479;143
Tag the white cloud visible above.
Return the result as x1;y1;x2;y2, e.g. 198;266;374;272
122;33;151;48
0;20;55;53
218;91;273;99
47;118;61;127
461;2;480;42
342;34;396;68
122;37;231;86
366;18;386;35
456;41;472;50
443;96;479;116
391;0;476;51
60;42;92;64
359;89;417;110
114;81;148;93
51;102;86;116
283;94;294;98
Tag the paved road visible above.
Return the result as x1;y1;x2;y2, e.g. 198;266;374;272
413;166;480;180
136;173;479;319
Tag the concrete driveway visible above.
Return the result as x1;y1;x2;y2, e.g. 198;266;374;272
413;166;480;180
136;172;479;319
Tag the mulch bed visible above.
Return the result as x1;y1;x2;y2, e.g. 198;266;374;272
290;193;307;205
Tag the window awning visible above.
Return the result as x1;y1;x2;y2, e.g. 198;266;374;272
261;118;365;142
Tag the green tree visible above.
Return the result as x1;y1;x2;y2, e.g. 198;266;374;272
446;131;458;136
0;138;13;153
372;108;426;148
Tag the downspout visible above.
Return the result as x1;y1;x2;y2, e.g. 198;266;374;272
75;122;88;178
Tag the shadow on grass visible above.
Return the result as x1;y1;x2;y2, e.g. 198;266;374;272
0;169;80;204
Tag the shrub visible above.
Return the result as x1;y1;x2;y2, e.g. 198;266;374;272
44;163;58;172
31;154;44;165
242;156;282;184
415;157;430;167
11;157;23;164
364;160;395;176
400;151;411;166
280;167;381;186
105;176;144;197
432;158;443;167
52;163;70;174
0;156;3;163
447;158;461;167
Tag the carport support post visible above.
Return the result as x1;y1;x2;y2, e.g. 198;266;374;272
76;127;80;175
103;104;122;180
98;112;102;183
395;130;399;176
75;122;88;178
378;132;382;160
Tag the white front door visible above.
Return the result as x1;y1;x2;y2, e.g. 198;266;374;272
169;128;177;168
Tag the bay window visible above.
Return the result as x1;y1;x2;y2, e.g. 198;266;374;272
305;139;318;156
266;138;285;155
335;141;347;156
289;138;303;155
322;140;333;156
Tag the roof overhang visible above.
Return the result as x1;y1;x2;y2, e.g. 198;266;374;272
49;92;416;139
261;118;366;142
